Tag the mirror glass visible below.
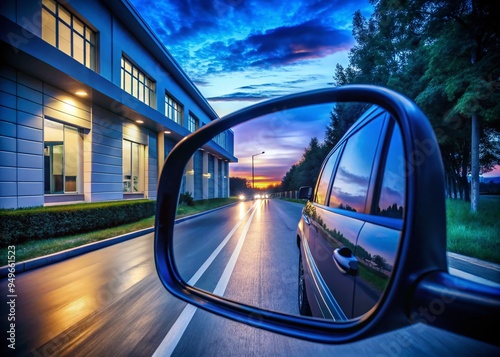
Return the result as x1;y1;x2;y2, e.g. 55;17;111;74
172;101;405;321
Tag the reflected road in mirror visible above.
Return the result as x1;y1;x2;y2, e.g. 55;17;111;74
174;198;302;315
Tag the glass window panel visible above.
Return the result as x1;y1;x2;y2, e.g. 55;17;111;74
123;140;131;192
73;33;84;64
376;124;405;218
73;17;84;35
44;119;64;141
138;144;145;192
52;145;64;191
139;85;144;102
125;73;132;94
86;42;91;68
314;149;339;205
64;126;78;177
64;126;79;192
132;142;139;192
59;6;71;25
125;60;132;73
59;22;71;55
43;0;56;13
329;118;383;213
134;78;139;97
42;8;57;46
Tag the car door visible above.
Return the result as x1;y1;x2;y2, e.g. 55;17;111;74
300;147;342;318
353;119;405;317
308;109;387;319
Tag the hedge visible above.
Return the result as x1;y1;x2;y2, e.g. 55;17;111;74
0;199;155;247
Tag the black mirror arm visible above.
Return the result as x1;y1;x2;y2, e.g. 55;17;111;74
409;271;500;345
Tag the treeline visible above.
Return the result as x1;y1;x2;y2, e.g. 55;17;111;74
284;0;500;211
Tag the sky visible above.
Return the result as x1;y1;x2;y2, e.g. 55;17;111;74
129;0;375;187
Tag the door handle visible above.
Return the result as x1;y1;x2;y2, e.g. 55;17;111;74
332;246;358;276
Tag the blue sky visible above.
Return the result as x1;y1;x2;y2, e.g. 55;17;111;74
129;0;373;117
129;0;375;185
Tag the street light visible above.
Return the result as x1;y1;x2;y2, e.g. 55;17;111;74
252;151;265;190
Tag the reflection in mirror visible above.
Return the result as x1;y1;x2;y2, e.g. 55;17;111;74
172;102;405;321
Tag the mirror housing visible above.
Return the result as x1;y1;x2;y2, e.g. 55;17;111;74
154;85;498;344
298;186;312;200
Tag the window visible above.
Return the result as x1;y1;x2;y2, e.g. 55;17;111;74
376;123;405;219
121;57;156;107
42;0;96;70
165;94;183;125
123;140;145;193
329;119;383;213
214;131;226;149
188;113;199;132
44;119;82;194
313;149;340;205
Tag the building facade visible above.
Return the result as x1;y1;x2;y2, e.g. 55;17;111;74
0;0;236;209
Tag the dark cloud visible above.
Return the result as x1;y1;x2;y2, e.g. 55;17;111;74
196;20;353;74
207;92;272;102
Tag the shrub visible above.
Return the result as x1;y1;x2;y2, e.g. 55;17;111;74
0;199;155;247
179;192;194;206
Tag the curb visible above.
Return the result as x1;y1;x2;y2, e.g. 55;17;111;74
0;202;237;278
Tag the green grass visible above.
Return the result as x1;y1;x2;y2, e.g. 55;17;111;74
279;196;499;264
446;195;500;264
1;196;498;266
0;197;237;265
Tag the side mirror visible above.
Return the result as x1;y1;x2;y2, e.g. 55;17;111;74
298;186;312;200
154;85;499;344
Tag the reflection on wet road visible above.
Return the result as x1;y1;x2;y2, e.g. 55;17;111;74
1;200;498;356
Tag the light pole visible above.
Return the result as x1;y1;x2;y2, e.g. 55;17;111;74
252;151;265;191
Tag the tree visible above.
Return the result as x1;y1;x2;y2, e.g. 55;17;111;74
229;177;250;196
417;0;500;212
281;138;329;191
324;102;371;150
336;0;500;212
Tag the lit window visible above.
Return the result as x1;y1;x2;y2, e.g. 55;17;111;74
121;57;156;107
44;119;82;194
123;140;145;193
41;0;96;70
188;113;199;132
165;94;183;125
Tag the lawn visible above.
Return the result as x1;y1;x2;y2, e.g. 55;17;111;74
1;196;498;266
446;195;500;264
0;197;237;265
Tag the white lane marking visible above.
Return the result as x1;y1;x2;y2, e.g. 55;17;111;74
214;201;259;295
153;201;260;357
151;304;197;357
188;201;257;285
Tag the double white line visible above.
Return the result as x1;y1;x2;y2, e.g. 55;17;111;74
153;200;262;356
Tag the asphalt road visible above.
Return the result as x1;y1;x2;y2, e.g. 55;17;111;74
1;199;499;356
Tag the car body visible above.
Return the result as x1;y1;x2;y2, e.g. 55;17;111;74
296;105;405;319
